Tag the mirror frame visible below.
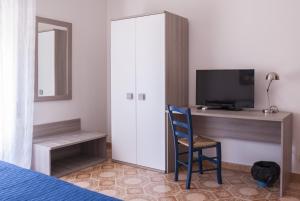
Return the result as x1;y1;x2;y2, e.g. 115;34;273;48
35;16;72;102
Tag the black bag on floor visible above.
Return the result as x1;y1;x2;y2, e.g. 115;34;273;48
251;161;280;187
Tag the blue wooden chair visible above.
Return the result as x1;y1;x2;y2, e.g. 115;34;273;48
167;105;222;189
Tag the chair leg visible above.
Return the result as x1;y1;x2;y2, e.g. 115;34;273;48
174;143;179;181
186;148;193;189
216;143;222;184
198;149;203;174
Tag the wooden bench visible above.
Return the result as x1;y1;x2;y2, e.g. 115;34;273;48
32;119;107;177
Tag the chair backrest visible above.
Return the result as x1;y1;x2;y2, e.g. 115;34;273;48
167;105;193;144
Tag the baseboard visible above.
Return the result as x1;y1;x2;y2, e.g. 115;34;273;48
290;172;300;183
112;159;165;174
203;160;251;173
203;161;300;183
106;143;299;181
222;161;251;172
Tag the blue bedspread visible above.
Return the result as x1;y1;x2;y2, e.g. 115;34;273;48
0;161;121;201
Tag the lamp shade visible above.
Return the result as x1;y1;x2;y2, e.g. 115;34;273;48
266;72;279;81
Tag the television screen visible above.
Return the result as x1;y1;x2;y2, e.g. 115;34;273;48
196;69;254;109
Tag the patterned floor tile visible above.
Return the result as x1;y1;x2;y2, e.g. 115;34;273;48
73;179;99;191
176;189;216;201
280;197;300;201
94;169;122;179
117;175;149;188
178;181;199;190
97;186;126;198
124;169;139;176
144;182;180;197
213;189;233;199
229;184;269;200
60;149;300;201
195;177;231;191
123;194;156;201
99;178;115;187
158;196;177;201
127;187;144;195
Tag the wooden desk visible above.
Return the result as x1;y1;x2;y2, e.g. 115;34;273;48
166;107;292;197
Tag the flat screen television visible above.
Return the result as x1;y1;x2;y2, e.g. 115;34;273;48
196;69;254;110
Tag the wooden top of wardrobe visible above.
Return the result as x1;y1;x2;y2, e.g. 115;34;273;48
111;10;188;21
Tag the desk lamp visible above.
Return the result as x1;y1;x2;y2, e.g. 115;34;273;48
262;72;279;113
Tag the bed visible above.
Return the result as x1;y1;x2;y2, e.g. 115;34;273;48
0;161;121;201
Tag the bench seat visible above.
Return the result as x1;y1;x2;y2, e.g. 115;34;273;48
32;119;107;177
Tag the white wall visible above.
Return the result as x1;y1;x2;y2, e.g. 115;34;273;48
35;0;107;133
107;0;300;173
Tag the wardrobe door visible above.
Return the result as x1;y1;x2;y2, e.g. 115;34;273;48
111;19;137;164
135;14;166;171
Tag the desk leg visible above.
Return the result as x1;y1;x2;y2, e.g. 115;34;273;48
280;114;293;197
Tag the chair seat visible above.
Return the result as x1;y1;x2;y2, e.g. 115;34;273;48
178;136;217;148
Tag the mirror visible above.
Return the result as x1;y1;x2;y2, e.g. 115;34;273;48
35;17;72;102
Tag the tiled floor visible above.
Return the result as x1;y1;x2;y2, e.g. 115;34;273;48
60;152;300;201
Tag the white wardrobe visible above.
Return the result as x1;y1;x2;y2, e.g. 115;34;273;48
111;12;188;172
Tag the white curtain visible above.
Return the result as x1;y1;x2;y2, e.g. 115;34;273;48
0;0;36;168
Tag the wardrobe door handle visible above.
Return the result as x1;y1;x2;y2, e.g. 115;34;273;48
126;93;134;100
138;93;146;101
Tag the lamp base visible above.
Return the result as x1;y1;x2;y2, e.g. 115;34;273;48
262;106;279;114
